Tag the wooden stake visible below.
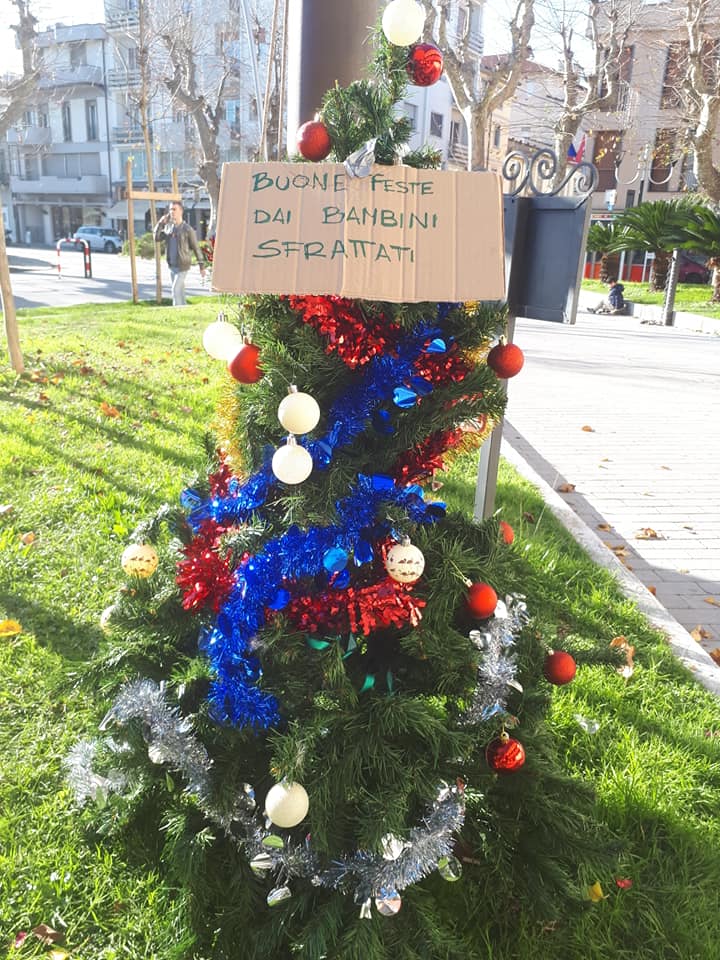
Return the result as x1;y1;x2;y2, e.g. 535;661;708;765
126;159;139;304
0;205;24;373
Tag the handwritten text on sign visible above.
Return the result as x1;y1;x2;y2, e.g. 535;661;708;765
212;162;505;303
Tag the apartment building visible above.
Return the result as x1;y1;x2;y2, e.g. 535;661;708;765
587;0;718;213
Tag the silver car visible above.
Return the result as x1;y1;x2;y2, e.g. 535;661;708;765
73;226;123;253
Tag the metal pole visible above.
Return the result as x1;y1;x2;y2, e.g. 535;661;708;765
286;0;381;148
126;159;139;304
239;0;267;151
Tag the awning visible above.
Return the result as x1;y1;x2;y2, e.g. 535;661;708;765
104;200;151;220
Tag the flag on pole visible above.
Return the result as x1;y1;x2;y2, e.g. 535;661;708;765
567;133;586;164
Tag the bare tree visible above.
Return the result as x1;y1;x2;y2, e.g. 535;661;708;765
542;0;641;177
0;0;39;374
681;0;720;202
422;0;535;170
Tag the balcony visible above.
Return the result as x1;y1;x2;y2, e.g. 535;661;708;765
106;8;139;28
10;174;108;196
448;142;469;166
6;126;51;146
40;64;104;88
107;67;141;88
112;125;145;144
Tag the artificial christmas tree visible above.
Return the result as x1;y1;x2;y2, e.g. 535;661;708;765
66;21;600;960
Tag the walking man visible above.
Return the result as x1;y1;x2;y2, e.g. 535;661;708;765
154;200;206;306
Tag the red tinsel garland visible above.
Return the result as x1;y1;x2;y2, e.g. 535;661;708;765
286;295;401;369
208;461;234;498
284;577;425;636
176;519;235;612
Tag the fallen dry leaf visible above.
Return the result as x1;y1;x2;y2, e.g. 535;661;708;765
660;465;671;471
634;527;661;540
581;425;595;432
704;597;720;607
597;523;611;531
610;635;635;677
32;924;62;944
709;648;720;666
647;585;657;595
37;392;50;403
691;626;713;643
522;511;536;524
99;401;121;418
600;457;611;462
20;531;36;545
0;504;13;516
557;483;576;493
0;619;22;636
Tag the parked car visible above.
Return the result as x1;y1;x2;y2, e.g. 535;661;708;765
72;226;123;253
677;253;710;284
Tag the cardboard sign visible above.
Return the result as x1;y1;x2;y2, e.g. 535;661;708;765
212;162;505;303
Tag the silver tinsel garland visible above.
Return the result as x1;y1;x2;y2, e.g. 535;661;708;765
461;595;528;725
66;595;530;914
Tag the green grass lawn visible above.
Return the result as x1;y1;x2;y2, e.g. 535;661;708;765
582;279;720;318
2;298;720;959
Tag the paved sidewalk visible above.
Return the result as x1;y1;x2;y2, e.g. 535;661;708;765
503;310;720;672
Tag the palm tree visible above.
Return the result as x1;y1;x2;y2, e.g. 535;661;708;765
585;222;630;282
613;200;701;292
678;203;720;303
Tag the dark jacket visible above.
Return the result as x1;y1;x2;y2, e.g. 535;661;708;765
608;283;625;309
154;218;205;272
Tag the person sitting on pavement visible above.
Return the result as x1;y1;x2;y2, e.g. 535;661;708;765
153;200;206;307
588;277;626;315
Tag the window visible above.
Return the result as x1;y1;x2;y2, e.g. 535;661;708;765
38;104;49;127
457;5;467;35
22;109;34;126
86;100;98;140
69;42;87;68
661;42;686;108
23;155;39;179
404;102;418;131
648;128;677;192
600;46;634;111
42;153;101;178
62;102;72;142
592;130;622;191
127;46;138;70
226;99;241;125
430;111;444;138
625;189;636;208
493;124;501;148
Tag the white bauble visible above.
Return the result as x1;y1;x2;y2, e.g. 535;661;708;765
384;538;425;584
121;543;159;578
265;781;309;828
278;390;320;435
272;440;313;484
202;320;244;360
382;0;425;46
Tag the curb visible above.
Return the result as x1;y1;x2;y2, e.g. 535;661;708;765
501;437;720;697
578;290;720;334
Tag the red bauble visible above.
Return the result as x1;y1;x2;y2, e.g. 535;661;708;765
466;582;498;619
296;120;332;162
406;42;444;86
487;342;525;379
499;521;515;545
486;734;526;773
228;342;263;383
543;650;577;685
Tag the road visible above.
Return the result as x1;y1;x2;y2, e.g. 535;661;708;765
505;312;720;656
5;244;212;308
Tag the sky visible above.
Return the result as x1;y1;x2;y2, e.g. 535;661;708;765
0;0;587;79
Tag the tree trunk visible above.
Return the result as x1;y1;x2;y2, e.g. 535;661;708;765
650;251;671;292
599;253;619;284
710;258;720;303
0;208;24;374
466;105;489;171
692;95;720;204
